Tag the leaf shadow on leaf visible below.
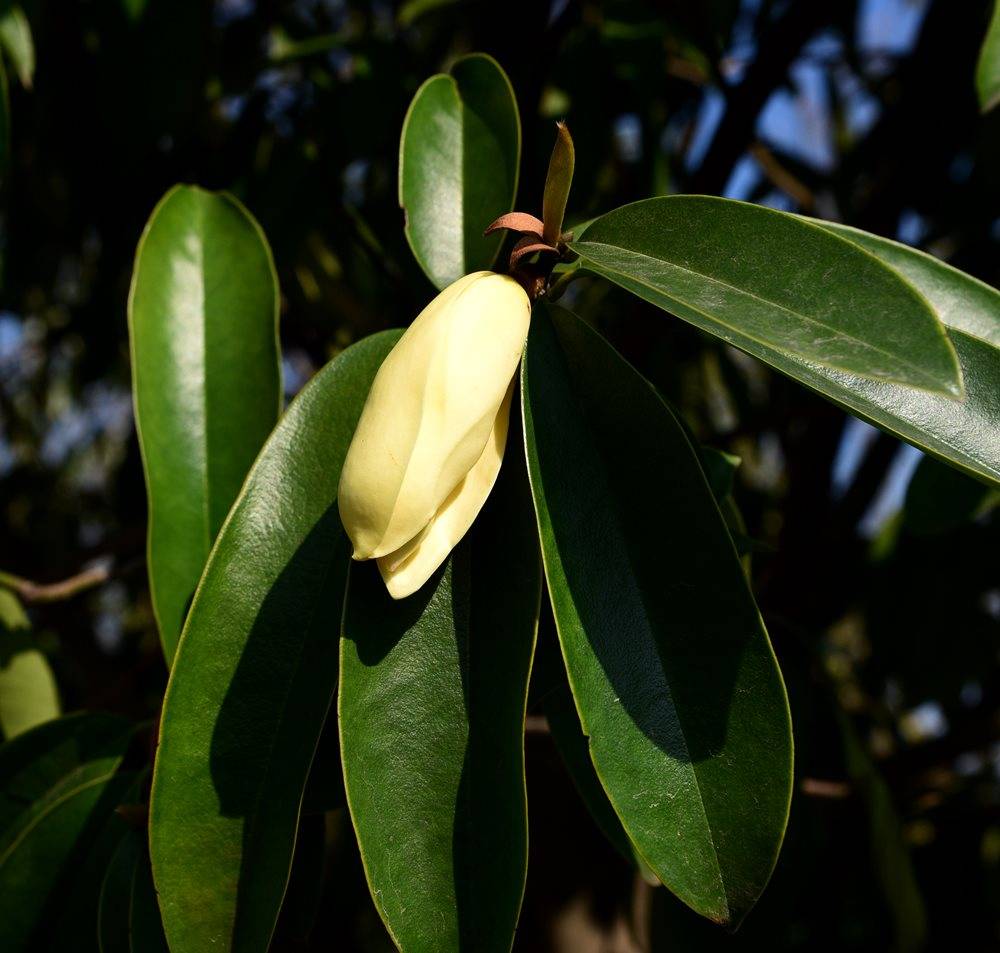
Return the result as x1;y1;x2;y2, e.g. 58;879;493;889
528;308;752;766
206;503;350;946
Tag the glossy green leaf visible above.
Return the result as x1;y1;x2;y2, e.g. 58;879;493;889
801;218;1000;486
536;624;650;874
340;434;541;951
399;53;520;290
978;0;1000;112
149;331;399;953
522;304;792;926
129;184;281;662
813;220;1000;350
571;196;962;396
0;590;60;739
0;713;135;950
0;6;33;89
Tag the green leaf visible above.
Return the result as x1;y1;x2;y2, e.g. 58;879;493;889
98;833;141;953
839;712;927;953
149;331;399;953
812;220;1000;350
98;831;168;953
903;455;998;536
521;304;792;926
129;185;281;663
541;122;575;245
0;6;33;89
978;0;1000;112
800;218;1000;486
0;713;136;950
571;196;962;396
0;590;60;739
536;624;651;875
339;432;541;951
399;53;520;290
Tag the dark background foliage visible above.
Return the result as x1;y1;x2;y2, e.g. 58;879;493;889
1;0;998;949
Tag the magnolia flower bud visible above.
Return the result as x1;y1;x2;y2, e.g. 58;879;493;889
338;271;531;599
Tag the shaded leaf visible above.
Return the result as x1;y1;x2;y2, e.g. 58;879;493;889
129;185;281;662
572;196;962;395
521;304;792;926
149;331;399;953
903;455;998;536
0;6;33;88
977;0;1000;112
400;53;520;289
0;590;60;740
340;428;540;951
0;714;136;950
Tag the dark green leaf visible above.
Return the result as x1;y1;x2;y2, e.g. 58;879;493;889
839;712;927;953
0;713;136;951
149;331;399;953
799;218;1000;486
0;590;60;739
977;0;1000;112
812;219;1000;350
129;185;281;663
129;839;169;953
98;830;168;953
521;304;792;926
904;456;998;536
571;196;962;396
537;623;651;874
340;432;541;951
98;833;141;953
399;53;520;290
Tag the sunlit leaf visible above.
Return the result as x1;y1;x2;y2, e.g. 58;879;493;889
129;185;281;662
149;332;398;953
572;196;962;395
400;53;520;290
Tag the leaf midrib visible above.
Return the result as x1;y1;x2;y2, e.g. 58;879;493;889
573;239;952;390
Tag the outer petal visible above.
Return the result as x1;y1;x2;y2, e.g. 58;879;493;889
377;384;513;599
338;272;530;559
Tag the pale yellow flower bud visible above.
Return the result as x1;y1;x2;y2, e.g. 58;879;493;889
338;271;531;597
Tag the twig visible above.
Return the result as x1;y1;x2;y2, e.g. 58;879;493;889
750;142;816;209
0;561;119;604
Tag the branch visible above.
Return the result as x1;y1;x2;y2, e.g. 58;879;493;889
689;0;843;194
0;561;121;604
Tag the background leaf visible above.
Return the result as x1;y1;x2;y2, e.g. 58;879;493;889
0;713;136;951
399;52;520;290
903;456;998;536
0;589;60;740
522;304;792;926
977;0;1000;112
572;196;961;395
149;331;399;953
98;830;168;953
129;184;281;663
0;6;33;89
339;429;540;952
